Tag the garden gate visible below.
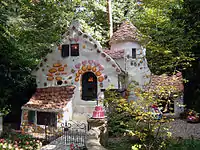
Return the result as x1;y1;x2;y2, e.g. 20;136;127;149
62;121;87;148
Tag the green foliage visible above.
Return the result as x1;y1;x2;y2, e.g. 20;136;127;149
0;132;42;149
105;81;179;150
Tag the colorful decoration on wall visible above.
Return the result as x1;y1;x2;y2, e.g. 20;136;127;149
82;44;86;49
99;83;103;87
73;60;106;84
98;76;104;82
45;63;70;85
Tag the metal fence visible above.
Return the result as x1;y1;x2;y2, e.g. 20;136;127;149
63;121;87;148
20;121;87;148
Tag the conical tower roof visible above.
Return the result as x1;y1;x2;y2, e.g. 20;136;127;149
109;21;141;45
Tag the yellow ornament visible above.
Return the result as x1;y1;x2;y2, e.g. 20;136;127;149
82;66;87;71
92;66;97;72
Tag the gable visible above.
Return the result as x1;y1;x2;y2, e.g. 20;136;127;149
33;21;123;89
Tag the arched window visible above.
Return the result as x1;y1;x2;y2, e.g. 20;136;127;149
82;72;97;101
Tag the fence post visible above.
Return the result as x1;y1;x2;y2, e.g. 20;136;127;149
44;118;47;141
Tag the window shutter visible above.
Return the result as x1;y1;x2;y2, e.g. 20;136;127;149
132;48;136;58
61;44;69;57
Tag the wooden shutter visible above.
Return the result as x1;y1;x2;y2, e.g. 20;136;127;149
61;44;69;57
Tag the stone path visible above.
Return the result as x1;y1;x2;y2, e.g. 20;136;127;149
41;136;67;150
169;119;200;139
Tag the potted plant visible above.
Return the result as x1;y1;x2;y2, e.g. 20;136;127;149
187;109;200;123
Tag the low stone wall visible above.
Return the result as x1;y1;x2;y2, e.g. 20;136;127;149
86;118;108;150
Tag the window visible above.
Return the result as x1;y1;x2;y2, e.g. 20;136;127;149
61;44;69;58
82;72;97;101
71;44;79;56
132;48;136;58
28;111;35;124
37;112;57;127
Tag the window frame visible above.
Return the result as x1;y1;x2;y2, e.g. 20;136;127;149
28;111;35;124
37;112;57;127
61;44;70;58
71;44;79;56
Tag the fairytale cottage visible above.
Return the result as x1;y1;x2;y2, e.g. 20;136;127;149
20;21;184;130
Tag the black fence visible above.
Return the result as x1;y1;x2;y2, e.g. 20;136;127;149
20;121;87;148
63;121;87;149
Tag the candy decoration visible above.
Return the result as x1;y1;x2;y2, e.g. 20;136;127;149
104;75;108;79
87;65;92;70
71;69;75;73
92;66;97;72
106;57;111;62
82;66;87;71
101;53;106;57
64;64;68;67
44;82;47;86
76;73;80;77
75;77;79;82
99;83;103;87
99;65;104;71
75;63;81;69
58;67;64;72
64;81;68;84
49;68;57;73
47;73;53;77
112;64;116;68
61;72;67;75
82;44;86;49
116;68;120;72
56;76;62;81
68;76;72;79
47;76;53;81
96;71;102;76
78;70;83;74
88;60;93;65
55;72;60;75
97;49;101;53
53;63;62;67
82;60;87;65
98;76;104;82
94;61;99;66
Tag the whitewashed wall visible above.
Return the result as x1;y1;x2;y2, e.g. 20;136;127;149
111;41;151;87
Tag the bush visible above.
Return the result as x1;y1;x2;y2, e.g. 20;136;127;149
0;131;42;150
104;83;179;150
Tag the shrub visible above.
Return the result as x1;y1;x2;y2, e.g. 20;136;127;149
104;82;179;150
0;132;42;150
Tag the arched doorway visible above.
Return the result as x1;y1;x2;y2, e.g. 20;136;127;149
82;72;97;101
